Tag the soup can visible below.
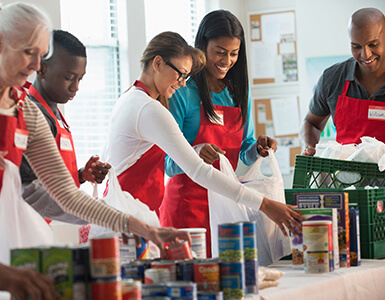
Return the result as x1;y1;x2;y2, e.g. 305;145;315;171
122;279;141;300
151;260;177;281
218;223;244;262
194;259;220;291
179;228;207;259
90;235;120;280
166;281;197;299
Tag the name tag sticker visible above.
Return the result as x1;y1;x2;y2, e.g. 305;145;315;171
212;110;224;126
368;105;385;121
60;133;73;151
14;128;29;150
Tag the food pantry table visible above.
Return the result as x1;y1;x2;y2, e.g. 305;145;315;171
1;260;384;299
259;259;385;300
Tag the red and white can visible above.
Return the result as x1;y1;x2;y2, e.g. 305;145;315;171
151;260;177;281
122;279;141;300
92;279;122;300
179;228;207;259
193;259;220;291
90;235;120;280
144;268;170;284
166;241;193;260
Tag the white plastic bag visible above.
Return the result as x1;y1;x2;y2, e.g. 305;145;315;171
209;150;291;266
87;168;161;257
0;160;57;265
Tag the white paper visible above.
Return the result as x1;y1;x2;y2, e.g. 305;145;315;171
257;102;267;123
251;41;276;79
280;42;295;54
261;12;295;43
271;97;300;136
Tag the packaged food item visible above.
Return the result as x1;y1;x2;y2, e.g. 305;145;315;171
122;279;142;300
166;241;193;260
218;223;244;262
220;261;245;300
349;208;361;266
303;220;332;274
166;281;197;300
193;259;220;291
179;228;207;259
151;260;177;281
144;268;170;284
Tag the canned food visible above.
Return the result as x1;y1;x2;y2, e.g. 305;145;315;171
244;259;258;294
166;241;193;260
166;281;197;299
151;260;177;281
90;235;120;280
303;220;332;274
144;268;170;284
122;279;141;300
92;279;122;300
121;260;145;282
179;228;207;259
176;259;195;281
243;222;258;294
197;291;224;300
220;262;245;300
194;259;220;291
142;283;167;297
120;233;137;263
218;223;244;262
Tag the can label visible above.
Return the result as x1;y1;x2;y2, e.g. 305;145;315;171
142;284;167;297
303;221;331;273
120;234;136;263
243;222;257;260
121;261;145;282
90;236;120;280
166;282;197;299
151;261;176;281
144;268;170;284
197;291;224;300
136;237;150;259
92;280;122;300
166;241;193;260
244;259;258;294
194;260;220;291
122;279;141;300
176;260;194;281
220;262;245;300
218;223;244;262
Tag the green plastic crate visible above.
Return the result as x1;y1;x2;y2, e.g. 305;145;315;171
292;155;385;188
285;187;385;259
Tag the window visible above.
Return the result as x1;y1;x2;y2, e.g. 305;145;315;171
144;0;206;45
60;0;128;168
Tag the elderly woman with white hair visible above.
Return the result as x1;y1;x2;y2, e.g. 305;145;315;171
0;3;190;299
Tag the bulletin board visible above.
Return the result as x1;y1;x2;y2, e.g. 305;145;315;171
254;97;301;171
248;9;298;85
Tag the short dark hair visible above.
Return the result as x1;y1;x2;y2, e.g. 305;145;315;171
52;29;86;57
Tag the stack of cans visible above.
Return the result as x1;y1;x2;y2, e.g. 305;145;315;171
218;223;245;300
242;222;259;294
90;235;122;300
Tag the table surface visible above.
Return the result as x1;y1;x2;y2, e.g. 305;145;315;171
259;259;385;300
1;259;384;300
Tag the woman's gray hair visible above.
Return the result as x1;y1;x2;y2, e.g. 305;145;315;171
0;2;52;52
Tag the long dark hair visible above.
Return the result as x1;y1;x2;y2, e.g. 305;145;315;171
194;10;249;127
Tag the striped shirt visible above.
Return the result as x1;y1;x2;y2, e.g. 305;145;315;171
20;96;129;233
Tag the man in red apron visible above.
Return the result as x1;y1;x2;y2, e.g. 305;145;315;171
20;30;110;224
300;8;385;155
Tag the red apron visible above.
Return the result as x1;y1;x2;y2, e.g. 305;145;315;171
0;88;28;193
116;80;166;215
335;81;385;144
160;103;243;258
26;83;80;187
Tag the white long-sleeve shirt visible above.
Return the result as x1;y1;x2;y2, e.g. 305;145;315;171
103;87;264;209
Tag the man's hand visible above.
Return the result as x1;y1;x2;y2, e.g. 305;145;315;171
198;143;226;165
79;155;111;184
257;135;277;157
302;145;316;156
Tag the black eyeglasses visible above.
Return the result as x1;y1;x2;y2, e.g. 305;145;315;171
165;61;191;82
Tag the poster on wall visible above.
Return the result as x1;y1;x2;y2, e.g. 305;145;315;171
248;9;298;85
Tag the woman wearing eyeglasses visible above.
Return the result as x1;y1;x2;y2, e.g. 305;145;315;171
103;31;303;244
160;10;300;257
